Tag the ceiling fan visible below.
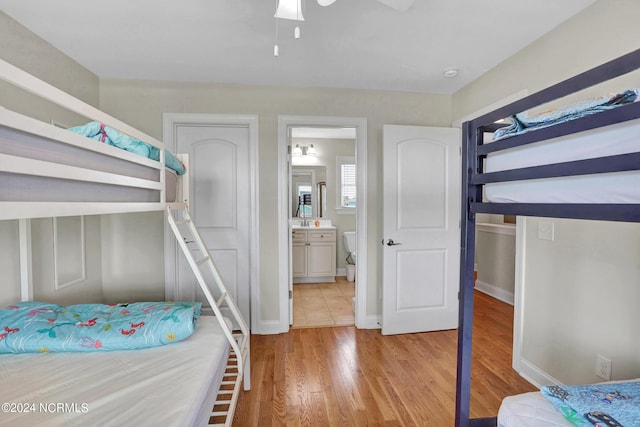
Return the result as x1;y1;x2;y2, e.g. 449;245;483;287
318;0;416;12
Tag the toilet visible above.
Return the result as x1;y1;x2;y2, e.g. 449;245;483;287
343;231;356;282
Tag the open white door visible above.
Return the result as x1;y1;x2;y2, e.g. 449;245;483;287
382;125;460;335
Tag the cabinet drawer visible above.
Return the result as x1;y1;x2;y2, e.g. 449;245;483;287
291;229;307;243
307;229;336;242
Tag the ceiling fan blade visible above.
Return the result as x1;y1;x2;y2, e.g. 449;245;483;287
376;0;416;12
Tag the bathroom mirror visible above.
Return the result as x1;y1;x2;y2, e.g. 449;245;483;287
292;166;326;218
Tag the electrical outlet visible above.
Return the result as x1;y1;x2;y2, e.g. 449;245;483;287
596;354;612;381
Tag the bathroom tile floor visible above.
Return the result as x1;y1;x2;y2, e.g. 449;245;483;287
292;276;355;328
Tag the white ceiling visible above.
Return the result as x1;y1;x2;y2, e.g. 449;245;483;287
1;0;597;94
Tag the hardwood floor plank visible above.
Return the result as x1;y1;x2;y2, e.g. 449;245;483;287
233;291;536;426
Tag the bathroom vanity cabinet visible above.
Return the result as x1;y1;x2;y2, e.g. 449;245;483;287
292;228;336;283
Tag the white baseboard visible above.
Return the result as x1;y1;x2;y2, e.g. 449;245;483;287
252;320;284;335
517;358;562;388
293;276;336;284
336;267;346;277
475;280;514;305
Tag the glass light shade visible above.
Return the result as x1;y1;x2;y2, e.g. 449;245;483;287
292;144;303;156
306;144;316;155
317;0;337;5
274;0;304;21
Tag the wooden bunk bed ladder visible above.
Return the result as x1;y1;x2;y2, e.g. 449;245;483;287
166;206;250;427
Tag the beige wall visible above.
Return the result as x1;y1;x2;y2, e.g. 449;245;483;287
31;216;104;305
0;13;102;307
452;0;640;121
453;0;640;385
0;12;99;124
98;79;451;322
475;230;515;300
0;221;22;308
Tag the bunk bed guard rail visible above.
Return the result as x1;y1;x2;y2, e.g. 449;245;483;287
0;59;173;219
455;48;640;427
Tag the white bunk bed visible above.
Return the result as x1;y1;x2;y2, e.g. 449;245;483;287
0;59;250;427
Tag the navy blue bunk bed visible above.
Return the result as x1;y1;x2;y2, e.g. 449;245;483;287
455;48;640;427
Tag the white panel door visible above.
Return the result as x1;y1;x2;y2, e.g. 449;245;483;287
175;125;250;326
382;125;460;335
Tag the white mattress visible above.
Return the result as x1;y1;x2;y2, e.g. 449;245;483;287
0;124;179;203
484;118;640;204
498;392;572;427
0;316;229;427
498;379;640;427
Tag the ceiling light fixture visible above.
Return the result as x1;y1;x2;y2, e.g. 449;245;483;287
275;0;304;21
273;0;416;56
274;0;304;56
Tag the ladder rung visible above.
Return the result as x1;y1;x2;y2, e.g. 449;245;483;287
216;399;232;404
216;293;227;307
196;255;210;266
221;381;235;385
212;411;228;416
175;219;191;225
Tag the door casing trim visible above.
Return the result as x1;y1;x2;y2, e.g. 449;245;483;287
162;113;260;332
277;115;368;333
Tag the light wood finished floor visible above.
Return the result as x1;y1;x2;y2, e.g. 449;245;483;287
233;291;536;426
292;277;355;328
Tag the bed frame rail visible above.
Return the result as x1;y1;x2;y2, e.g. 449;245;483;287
0;59;174;219
456;48;640;427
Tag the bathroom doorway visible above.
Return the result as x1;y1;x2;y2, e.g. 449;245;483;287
289;127;357;328
277;116;368;333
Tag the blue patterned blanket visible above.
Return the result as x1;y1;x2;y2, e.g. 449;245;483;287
494;89;639;140
542;382;640;426
67;121;186;175
0;301;201;353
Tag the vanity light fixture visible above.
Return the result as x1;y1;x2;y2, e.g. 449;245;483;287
292;144;316;156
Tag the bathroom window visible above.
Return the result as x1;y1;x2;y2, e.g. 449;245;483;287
337;156;356;212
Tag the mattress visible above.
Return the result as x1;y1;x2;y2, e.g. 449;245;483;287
484;118;640;204
0;315;229;427
0;124;179;203
498;379;640;427
498;391;572;427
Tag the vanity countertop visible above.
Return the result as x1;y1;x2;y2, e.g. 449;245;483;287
291;225;336;230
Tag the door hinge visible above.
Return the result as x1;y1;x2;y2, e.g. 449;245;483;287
289;290;293;299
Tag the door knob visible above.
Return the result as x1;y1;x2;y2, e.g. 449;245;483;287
383;239;402;246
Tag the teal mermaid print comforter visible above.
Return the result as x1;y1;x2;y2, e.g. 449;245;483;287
0;301;201;353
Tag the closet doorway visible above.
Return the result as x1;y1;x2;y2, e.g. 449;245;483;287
162;114;259;331
277;116;368;333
